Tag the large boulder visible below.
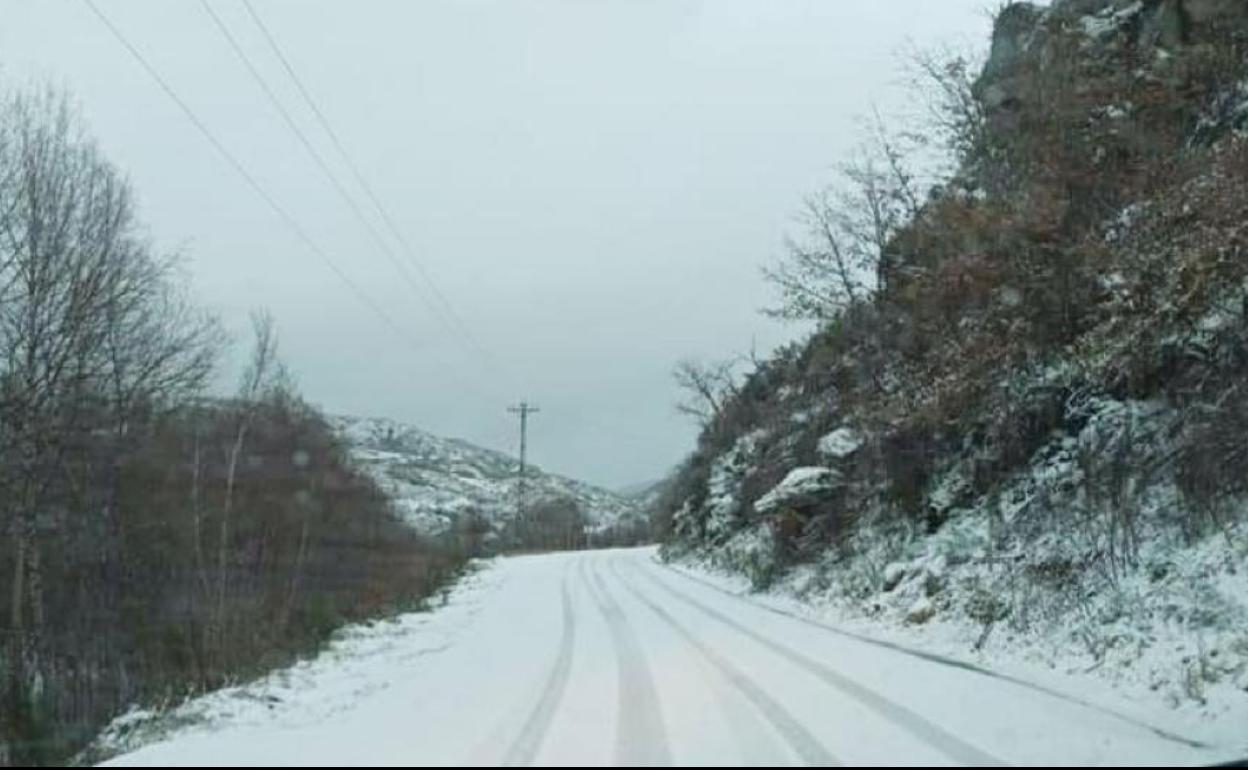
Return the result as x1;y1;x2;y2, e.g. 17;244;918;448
817;427;864;461
905;597;937;625
975;3;1047;125
976;0;1248;130
753;467;842;514
980;3;1046;85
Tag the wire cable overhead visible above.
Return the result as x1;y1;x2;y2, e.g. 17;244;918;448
238;0;501;370
80;0;429;355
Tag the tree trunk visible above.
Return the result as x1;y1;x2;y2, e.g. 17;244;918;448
10;528;25;636
215;422;248;662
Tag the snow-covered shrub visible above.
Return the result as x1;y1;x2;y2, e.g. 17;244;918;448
713;523;785;590
702;429;768;542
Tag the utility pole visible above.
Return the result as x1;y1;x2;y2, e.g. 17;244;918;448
508;401;539;540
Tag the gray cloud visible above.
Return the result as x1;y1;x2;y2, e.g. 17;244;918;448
0;0;991;487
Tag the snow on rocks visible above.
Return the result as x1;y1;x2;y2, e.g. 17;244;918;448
905;596;936;625
700;430;768;541
789;410;811;425
881;556;947;597
754;466;842;514
817;427;864;461
927;468;972;520
882;562;908;592
1078;1;1143;42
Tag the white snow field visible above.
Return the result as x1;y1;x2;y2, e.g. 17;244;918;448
100;547;1240;767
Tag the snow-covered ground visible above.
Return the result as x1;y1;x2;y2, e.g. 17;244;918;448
96;547;1243;766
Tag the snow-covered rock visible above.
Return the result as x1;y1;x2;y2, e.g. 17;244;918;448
1077;1;1144;42
817;427;864;460
754;467;841;514
905;596;936;625
882;562;908;592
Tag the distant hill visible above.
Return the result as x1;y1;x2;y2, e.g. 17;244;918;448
617;476;675;515
616;479;661;498
331;414;649;546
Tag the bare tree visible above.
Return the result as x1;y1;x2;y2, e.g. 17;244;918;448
0;86;139;691
101;256;222;432
673;357;740;426
901;43;986;170
764;142;916;322
214;308;281;651
764;45;986;326
0;82;223;710
0;79;466;763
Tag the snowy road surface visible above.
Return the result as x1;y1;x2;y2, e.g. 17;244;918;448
105;547;1230;767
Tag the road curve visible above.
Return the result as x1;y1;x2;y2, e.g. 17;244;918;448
105;547;1231;767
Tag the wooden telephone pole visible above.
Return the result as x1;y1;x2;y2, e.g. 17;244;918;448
508;401;539;534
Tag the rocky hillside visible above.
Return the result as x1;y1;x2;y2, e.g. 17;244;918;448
331;415;648;549
658;0;1248;724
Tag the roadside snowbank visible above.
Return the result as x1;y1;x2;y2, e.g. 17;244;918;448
661;533;1248;757
85;563;495;765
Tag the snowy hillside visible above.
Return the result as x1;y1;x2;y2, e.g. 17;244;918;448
330;415;647;543
656;0;1248;732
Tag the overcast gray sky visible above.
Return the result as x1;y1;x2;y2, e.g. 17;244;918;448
0;0;991;489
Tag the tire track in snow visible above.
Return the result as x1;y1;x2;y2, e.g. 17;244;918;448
609;560;840;767
636;562;1007;768
500;566;577;767
583;559;673;767
654;556;1212;750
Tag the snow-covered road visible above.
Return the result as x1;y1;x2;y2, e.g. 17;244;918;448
105;547;1231;766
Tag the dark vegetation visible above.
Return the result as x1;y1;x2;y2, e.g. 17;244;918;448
491;495;593;552
455;493;651;555
0;86;464;765
660;0;1248;588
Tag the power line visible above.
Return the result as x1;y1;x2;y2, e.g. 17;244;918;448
79;0;431;355
82;0;519;416
239;0;501;371
83;1;664;452
196;0;458;344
